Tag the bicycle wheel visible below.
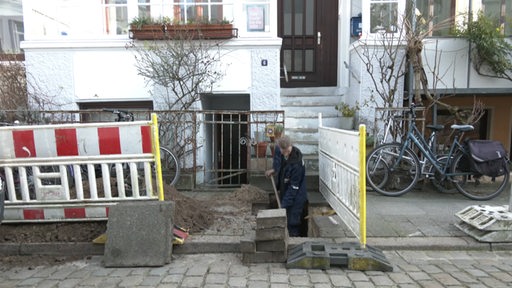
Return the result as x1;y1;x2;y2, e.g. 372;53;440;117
429;155;457;194
366;143;420;196
159;147;180;186
366;150;389;190
451;151;509;200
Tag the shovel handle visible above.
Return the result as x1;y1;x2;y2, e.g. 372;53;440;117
270;176;281;208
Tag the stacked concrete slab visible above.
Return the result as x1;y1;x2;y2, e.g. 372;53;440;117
240;208;288;264
104;201;175;267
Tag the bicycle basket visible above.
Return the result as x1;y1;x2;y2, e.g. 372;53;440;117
467;140;509;177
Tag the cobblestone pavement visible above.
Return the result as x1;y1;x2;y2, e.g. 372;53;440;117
1;250;512;287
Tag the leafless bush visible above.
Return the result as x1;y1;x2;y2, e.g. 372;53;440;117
0;54;62;124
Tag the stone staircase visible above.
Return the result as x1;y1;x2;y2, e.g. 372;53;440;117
280;87;347;182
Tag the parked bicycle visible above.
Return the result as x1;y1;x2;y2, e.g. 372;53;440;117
366;104;509;200
104;109;180;187
373;109;456;193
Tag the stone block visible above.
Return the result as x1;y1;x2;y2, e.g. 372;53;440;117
240;235;256;253
255;226;288;241
256;239;288;252
256;209;287;229
104;201;175;267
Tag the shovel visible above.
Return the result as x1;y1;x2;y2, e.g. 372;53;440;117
270;176;281;208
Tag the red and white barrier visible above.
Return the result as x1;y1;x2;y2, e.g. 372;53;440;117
0;122;152;159
0;119;162;223
4;204;110;222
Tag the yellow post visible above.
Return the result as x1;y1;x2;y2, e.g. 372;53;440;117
359;124;367;248
151;113;165;201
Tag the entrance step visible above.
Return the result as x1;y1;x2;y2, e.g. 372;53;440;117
280;87;349;179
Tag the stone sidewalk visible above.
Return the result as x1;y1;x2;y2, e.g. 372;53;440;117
1;251;512;287
1;183;512;258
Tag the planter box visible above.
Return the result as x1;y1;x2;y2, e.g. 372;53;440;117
129;24;166;40
129;24;237;40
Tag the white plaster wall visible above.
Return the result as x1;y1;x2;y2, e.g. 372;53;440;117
24;49;76;110
250;48;281;111
73;49;148;100
22;39;282;111
423;38;512;90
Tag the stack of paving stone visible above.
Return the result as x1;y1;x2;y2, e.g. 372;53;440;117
240;208;288;264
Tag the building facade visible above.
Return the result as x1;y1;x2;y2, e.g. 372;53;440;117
13;0;512;180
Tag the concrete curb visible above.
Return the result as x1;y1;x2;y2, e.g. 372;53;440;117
2;236;512;257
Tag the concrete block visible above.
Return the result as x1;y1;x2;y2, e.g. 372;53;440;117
242;251;287;264
256;239;288;252
104;201;175;267
256;226;288;241
256;209;287;229
240;236;256;253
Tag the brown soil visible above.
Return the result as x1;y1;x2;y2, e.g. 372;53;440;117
0;184;270;244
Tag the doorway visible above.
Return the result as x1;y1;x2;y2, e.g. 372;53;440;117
278;0;338;87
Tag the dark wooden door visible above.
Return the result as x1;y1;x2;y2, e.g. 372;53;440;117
278;0;338;87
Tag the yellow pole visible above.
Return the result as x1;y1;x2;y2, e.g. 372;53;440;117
151;113;164;201
359;124;367;248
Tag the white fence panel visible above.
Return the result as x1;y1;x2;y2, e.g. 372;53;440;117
318;114;365;242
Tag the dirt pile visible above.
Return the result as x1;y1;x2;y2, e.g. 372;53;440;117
0;184;269;243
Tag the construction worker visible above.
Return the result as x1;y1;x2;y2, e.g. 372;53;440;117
265;135;308;237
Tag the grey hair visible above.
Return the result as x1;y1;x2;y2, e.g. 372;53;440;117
276;135;292;150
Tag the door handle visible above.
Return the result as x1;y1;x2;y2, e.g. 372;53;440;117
317;31;321;45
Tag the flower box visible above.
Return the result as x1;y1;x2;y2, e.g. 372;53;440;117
129;24;237;40
129;24;166;40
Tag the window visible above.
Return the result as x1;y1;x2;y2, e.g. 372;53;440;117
415;0;455;36
416;0;512;36
480;0;512;35
173;0;233;24
103;0;129;35
370;0;399;33
138;0;152;18
25;1;239;39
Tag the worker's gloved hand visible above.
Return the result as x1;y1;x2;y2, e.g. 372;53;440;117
265;168;275;177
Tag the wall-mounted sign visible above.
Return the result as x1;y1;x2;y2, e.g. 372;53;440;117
247;5;265;32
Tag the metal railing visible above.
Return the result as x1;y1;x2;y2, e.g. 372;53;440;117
0;109;284;188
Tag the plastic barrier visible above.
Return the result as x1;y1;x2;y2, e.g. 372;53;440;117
0;115;163;222
318;113;367;247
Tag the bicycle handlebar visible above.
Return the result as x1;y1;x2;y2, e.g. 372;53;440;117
103;108;134;122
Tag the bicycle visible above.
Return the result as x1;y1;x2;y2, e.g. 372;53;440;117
366;104;509;200
372;109;456;193
104;109;180;187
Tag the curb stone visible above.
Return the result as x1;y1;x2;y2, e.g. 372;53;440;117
2;236;511;257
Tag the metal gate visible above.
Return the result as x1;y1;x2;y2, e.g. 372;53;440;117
200;110;284;188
